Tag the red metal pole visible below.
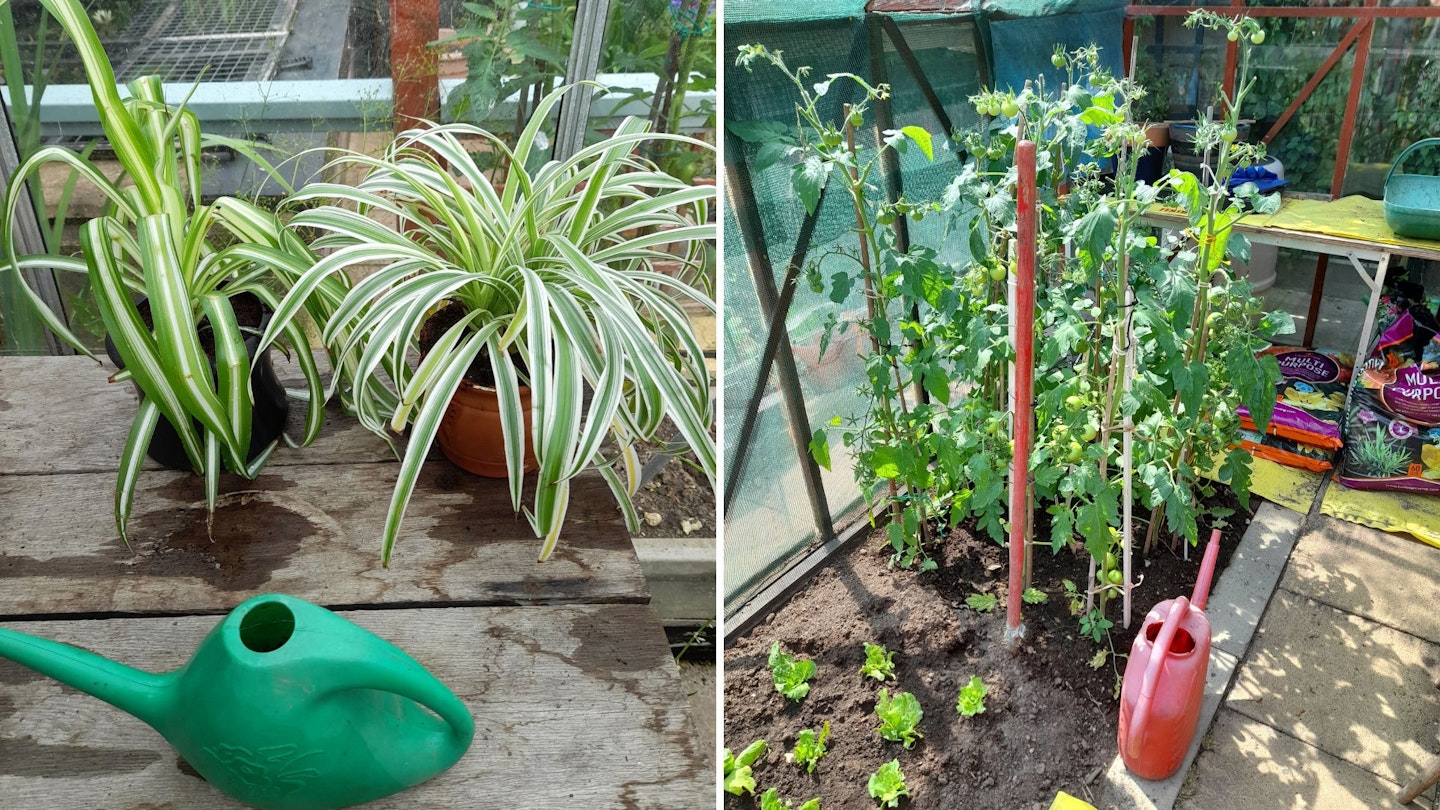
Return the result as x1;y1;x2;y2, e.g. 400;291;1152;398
389;0;441;132
1330;0;1378;198
1220;0;1243;101
1006;139;1037;648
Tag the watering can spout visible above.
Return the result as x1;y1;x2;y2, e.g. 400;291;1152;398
1191;528;1222;611
0;626;173;731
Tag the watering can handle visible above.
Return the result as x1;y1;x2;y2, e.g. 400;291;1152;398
1384;138;1440;190
320;653;476;748
1124;596;1190;762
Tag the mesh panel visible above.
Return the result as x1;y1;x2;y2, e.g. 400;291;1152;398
723;15;987;614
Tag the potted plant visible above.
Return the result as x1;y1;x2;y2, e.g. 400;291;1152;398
261;83;716;564
1131;50;1172;184
0;0;343;541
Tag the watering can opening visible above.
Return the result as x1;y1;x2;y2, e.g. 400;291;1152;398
240;600;296;654
1143;619;1197;656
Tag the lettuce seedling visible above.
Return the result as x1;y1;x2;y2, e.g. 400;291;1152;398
760;787;821;810
868;759;910;807
791;720;830;773
875;688;924;748
769;642;816;701
861;642;897;681
723;739;767;796
957;675;989;717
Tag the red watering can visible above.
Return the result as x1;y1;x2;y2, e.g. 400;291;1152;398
1117;529;1221;780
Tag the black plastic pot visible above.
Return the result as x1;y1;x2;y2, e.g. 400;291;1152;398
1137;145;1168;185
103;293;289;472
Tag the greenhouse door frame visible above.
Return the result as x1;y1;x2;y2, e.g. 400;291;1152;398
1125;1;1440;347
724;12;990;626
0;96;69;356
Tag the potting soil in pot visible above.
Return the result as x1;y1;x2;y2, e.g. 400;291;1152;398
1339;289;1440;493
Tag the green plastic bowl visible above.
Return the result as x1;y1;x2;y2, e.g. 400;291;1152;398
1384;137;1440;241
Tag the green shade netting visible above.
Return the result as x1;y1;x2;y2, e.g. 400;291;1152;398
722;3;1125;614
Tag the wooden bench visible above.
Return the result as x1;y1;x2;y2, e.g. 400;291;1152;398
0;356;710;808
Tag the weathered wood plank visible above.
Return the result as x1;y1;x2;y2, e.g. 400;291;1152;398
0;355;396;474
0;463;646;615
0;604;710;808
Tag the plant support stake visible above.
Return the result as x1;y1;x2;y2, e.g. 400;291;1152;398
1006;136;1038;648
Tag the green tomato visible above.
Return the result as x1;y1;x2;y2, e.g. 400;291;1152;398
849;110;864;128
975;100;988;116
1065;395;1085;413
1074;339;1091;355
1081;424;1098;442
1066;441;1083;463
1107;569;1125;586
1226;29;1239;42
1054;424;1071;439
1220;126;1237;144
1207;285;1226;305
1251;30;1265;45
1001;99;1020;118
877;209;896;226
1052;53;1066;69
1207;312;1223;331
822;130;844;148
1104;552;1118;571
989;264;1007;282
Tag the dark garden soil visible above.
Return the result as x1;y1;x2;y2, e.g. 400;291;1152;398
630;421;717;540
723;491;1250;810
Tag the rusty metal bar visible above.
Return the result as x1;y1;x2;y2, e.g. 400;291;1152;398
1220;0;1242;100
388;0;439;131
1261;18;1370;145
1330;0;1378;198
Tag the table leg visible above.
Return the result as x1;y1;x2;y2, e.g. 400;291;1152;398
1354;252;1391;362
1304;255;1329;347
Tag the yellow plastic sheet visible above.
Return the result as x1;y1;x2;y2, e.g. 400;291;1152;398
1049;791;1097;810
1248;457;1325;515
1320;482;1440;549
1240;195;1440;251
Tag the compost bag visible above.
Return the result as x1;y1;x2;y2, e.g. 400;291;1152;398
1238;429;1335;473
1339;296;1440;493
1238;346;1353;451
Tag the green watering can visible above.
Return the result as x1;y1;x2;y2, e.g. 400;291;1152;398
0;594;474;809
1384;137;1440;240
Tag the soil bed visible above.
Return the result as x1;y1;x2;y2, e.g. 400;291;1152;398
724;492;1250;809
630;421;717;540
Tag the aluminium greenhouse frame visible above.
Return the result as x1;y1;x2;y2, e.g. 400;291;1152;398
723;9;989;630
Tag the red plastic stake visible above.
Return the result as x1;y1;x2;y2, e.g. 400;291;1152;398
1006;139;1038;648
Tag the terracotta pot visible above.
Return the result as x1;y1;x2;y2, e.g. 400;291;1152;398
436;381;539;478
1145;123;1170;149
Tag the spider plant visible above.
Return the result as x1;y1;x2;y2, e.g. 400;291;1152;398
0;0;345;541
262;82;716;564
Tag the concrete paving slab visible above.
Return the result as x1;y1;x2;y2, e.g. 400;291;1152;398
634;536;716;626
1209;503;1303;658
1177;708;1406;810
1282;514;1440;646
1226;590;1440;785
